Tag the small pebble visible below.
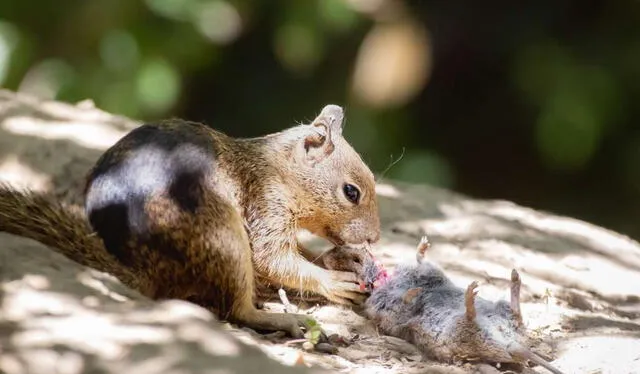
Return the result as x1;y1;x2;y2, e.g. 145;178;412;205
315;343;339;354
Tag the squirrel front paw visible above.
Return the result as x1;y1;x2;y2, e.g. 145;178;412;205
320;270;368;306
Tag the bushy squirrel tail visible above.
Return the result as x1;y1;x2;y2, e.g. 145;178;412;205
0;183;137;286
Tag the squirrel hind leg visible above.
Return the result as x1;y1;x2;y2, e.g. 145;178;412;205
153;193;310;338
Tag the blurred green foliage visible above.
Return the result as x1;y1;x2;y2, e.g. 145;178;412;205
1;0;639;239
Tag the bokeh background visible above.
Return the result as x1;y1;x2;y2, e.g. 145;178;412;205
1;0;639;239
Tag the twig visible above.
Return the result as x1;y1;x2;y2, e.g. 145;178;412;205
278;288;299;313
284;338;309;346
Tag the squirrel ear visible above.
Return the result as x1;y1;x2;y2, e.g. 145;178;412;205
316;104;344;136
303;104;344;165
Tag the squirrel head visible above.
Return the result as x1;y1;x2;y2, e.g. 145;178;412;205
290;104;381;248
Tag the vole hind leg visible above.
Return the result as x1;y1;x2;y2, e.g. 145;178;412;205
416;235;431;263
465;281;479;321
510;269;523;325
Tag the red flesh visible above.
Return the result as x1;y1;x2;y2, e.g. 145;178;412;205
359;258;391;291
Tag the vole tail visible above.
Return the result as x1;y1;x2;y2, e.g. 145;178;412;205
0;184;136;285
508;344;566;374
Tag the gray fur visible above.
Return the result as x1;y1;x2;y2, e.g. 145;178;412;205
361;256;381;291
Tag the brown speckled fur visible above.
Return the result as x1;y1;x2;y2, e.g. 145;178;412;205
0;104;380;337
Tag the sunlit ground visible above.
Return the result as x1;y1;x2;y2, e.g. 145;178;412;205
1;89;640;373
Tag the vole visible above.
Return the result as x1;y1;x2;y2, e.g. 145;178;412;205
0;104;380;338
323;237;565;373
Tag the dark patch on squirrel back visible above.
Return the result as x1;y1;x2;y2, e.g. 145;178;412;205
84;120;218;266
87;202;135;265
168;169;206;213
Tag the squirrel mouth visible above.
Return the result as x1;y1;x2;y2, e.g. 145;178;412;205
323;226;345;247
326;236;344;247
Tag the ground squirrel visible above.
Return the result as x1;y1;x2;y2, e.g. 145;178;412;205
0;104;381;337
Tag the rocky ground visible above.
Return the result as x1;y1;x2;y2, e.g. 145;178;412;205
1;90;639;374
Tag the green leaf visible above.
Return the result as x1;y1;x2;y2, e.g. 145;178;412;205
310;329;321;344
304;318;318;327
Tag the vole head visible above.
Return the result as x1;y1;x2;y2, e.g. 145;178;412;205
290;104;380;248
320;245;390;290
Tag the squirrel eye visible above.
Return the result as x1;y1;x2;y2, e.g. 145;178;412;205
343;183;360;204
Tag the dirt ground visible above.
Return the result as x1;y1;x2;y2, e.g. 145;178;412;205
1;90;639;374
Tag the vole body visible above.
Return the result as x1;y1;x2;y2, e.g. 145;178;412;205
323;238;565;373
0;104;380;338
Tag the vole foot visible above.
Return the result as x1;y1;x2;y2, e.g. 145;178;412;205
235;309;318;339
403;287;422;304
323;270;367;306
465;281;479;321
510;269;523;325
416;235;431;263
